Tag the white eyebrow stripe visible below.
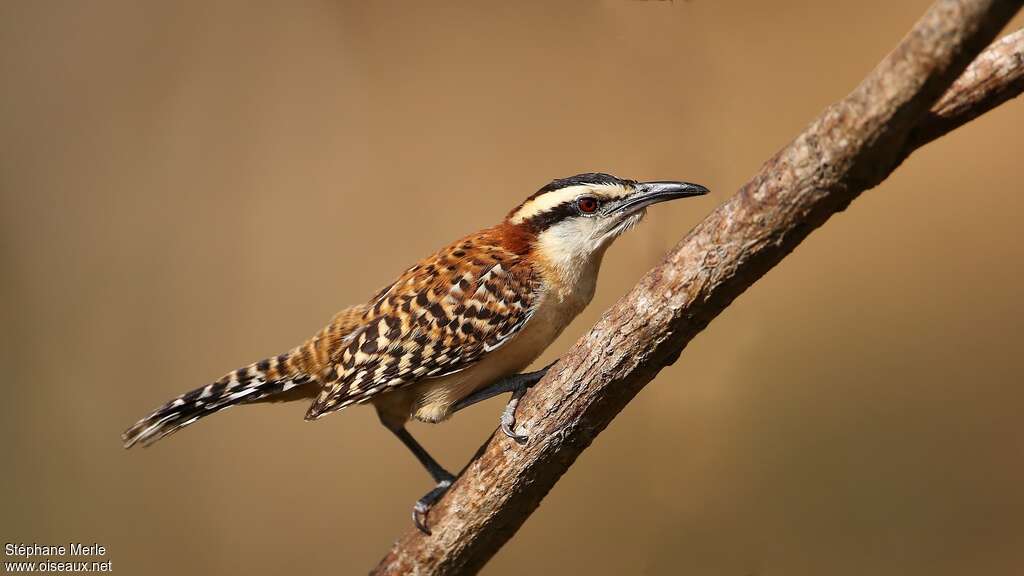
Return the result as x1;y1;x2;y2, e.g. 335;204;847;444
509;183;632;224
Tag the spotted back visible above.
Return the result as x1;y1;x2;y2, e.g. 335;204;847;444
305;226;541;419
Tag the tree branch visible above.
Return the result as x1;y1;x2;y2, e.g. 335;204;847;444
373;2;1024;574
909;27;1024;148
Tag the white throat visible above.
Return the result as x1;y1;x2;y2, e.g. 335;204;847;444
532;212;643;311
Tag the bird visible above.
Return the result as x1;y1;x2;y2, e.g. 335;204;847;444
122;172;709;532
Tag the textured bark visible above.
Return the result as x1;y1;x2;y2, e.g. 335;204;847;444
373;2;1024;574
909;27;1024;148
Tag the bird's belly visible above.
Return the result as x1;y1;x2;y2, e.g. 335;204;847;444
409;293;579;423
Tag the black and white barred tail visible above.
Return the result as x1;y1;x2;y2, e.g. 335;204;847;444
122;354;314;448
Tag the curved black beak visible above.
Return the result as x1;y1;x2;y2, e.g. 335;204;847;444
607;181;710;215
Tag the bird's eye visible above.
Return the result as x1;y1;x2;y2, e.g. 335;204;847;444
576;196;600;214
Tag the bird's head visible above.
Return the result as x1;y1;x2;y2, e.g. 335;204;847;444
505;172;708;273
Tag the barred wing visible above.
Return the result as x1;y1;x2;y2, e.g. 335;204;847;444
306;239;539;419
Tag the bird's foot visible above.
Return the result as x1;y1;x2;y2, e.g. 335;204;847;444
500;385;529;444
412;473;455;535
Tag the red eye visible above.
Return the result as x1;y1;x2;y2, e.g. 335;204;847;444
576;196;599;214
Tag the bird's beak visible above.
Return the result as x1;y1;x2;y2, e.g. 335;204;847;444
607;181;710;215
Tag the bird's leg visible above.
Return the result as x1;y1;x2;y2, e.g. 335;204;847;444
451;363;553;411
378;363;555;533
451;362;554;443
381;420;455;534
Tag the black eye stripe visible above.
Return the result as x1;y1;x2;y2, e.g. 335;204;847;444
523;200;582;232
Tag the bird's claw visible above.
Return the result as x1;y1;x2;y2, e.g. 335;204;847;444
501;422;528;444
412;504;431;535
500;386;528;444
412;477;453;535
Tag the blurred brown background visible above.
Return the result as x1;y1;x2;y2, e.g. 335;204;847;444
2;1;1022;574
